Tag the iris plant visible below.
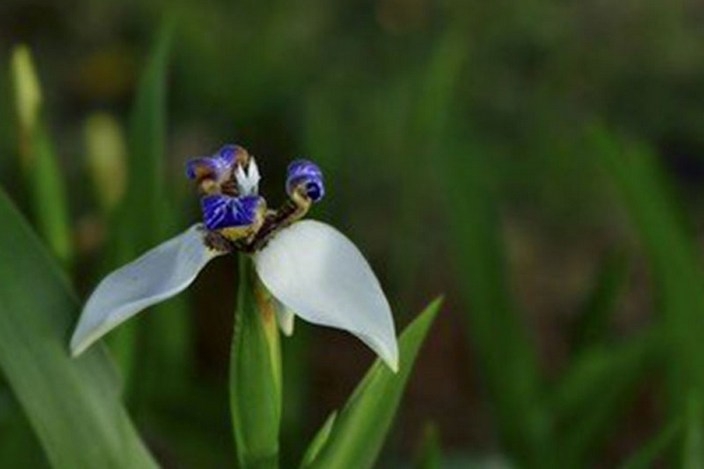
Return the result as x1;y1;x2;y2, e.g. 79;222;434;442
70;145;399;371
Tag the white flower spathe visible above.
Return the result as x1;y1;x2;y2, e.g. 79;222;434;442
70;220;399;372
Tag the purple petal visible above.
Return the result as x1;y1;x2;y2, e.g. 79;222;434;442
201;194;263;230
286;159;325;202
186;144;242;181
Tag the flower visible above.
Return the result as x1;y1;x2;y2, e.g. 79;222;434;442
70;145;399;372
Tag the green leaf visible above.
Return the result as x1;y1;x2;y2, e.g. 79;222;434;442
230;255;282;469
0;190;156;468
684;393;704;469
305;297;442;469
106;22;180;388
619;417;681;469
122;23;170;251
300;412;336;468
441;141;550;464
128;21;193;401
571;249;630;354
10;46;73;268
592;126;704;410
415;423;442;469
280;323;312;467
0;390;47;467
551;331;659;465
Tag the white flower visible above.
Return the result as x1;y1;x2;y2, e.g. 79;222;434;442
70;148;399;372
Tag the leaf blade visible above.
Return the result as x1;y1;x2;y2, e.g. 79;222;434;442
592;127;704;410
441;141;550;464
551;331;658;464
0;190;156;468
306;298;442;469
10;46;73;268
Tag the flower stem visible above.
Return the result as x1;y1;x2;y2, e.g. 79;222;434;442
230;255;282;469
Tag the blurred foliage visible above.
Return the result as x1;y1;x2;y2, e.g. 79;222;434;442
0;191;156;468
10;46;73;268
0;0;704;466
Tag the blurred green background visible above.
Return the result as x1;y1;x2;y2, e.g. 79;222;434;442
2;0;704;467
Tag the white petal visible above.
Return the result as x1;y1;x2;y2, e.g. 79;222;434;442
70;224;224;357
253;220;399;371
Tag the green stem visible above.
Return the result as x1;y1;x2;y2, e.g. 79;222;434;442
230;255;282;469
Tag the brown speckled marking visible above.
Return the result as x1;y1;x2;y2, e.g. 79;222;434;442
203;230;235;253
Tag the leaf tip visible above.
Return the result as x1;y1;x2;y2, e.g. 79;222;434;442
421;296;444;325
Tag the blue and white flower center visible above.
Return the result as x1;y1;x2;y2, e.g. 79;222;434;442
186;145;325;252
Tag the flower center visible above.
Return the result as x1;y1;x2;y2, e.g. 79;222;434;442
186;145;325;253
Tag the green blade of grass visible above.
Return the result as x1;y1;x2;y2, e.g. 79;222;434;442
230;255;282;469
304;298;442;469
571;249;630;354
414;423;442;469
129;22;192;401
441;140;550;466
299;412;336;468
551;331;659;465
619;417;682;469
280;323;312;468
28;129;73;267
0;190;156;468
122;24;170;250
10;46;73;268
684;393;704;468
105;22;188;392
592;127;704;410
0;390;47;468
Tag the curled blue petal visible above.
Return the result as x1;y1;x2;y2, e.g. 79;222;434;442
201;194;263;231
186;144;242;181
286;159;325;202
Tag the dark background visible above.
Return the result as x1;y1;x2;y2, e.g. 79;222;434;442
2;0;704;467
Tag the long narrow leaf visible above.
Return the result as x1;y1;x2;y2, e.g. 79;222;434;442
10;46;73;268
106;23;183;390
131;22;192;399
0;190;156;468
305;298;442;469
620;418;681;469
551;331;659;465
592;127;704;409
122;24;170;250
442;140;549;465
300;412;336;468
684;394;704;468
571;249;630;354
415;423;442;469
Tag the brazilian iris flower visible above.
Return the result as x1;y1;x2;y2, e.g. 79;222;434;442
70;145;399;371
